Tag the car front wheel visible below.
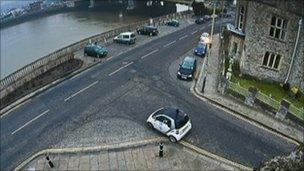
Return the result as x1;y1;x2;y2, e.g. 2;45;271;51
147;122;154;129
169;136;177;143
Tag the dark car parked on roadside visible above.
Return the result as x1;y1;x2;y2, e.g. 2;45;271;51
84;43;108;58
137;25;159;36
177;56;197;80
195;18;205;24
166;19;179;27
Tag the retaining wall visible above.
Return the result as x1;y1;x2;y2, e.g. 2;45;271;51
0;11;193;99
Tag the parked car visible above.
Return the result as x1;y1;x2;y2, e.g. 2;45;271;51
203;15;212;21
200;32;210;43
166;19;179;27
194;42;207;57
195;18;205;24
113;32;136;45
84;43;108;58
137;25;159;36
177;56;197;80
146;106;192;142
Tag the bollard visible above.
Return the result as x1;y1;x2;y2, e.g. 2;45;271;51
201;77;206;93
159;142;164;158
45;154;54;168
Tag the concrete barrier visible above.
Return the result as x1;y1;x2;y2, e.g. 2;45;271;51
0;10;192;100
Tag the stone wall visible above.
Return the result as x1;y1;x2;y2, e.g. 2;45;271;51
239;1;303;88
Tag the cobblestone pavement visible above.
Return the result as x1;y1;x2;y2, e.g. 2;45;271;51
19;141;242;171
194;34;304;143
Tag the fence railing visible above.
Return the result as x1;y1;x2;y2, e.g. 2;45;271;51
0;10;192;92
228;81;304;121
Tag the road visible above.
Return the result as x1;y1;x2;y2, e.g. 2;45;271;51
0;19;296;170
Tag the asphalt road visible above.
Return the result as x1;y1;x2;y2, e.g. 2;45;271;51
0;19;296;170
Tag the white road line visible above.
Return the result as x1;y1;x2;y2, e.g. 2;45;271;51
163;40;176;48
140;49;159;59
64;81;99;102
179;35;188;40
11;109;50;135
108;62;134;76
106;56;113;61
191;30;198;35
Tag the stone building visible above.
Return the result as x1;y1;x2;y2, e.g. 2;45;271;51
224;0;304;91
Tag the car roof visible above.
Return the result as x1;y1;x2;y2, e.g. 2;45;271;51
144;25;157;29
120;32;134;35
159;106;187;121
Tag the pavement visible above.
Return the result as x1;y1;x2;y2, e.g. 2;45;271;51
192;34;304;143
16;138;250;171
0;17;298;170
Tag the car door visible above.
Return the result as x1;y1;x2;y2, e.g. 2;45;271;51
154;115;171;134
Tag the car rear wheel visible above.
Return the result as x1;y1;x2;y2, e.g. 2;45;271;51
147;122;154;129
138;31;141;35
169;136;177;143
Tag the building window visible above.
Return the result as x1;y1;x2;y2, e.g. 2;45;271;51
238;6;245;30
269;16;287;40
262;52;281;69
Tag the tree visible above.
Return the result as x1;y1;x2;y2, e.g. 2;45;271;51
192;1;207;16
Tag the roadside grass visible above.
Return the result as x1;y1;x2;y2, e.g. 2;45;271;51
231;75;304;109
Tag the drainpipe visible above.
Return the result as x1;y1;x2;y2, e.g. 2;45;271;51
285;19;302;84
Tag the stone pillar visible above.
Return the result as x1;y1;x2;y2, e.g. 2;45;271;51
276;100;290;120
244;87;257;106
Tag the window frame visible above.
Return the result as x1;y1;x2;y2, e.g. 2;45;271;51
269;16;287;40
262;51;281;70
238;6;245;30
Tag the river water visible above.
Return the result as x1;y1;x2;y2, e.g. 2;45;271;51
0;2;189;78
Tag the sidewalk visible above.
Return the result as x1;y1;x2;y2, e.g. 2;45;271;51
15;138;250;171
193;34;304;143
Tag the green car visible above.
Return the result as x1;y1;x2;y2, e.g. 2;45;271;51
84;43;108;58
166;19;179;27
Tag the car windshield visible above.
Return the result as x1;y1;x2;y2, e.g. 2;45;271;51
202;33;209;37
93;45;103;51
175;111;189;129
181;60;193;70
197;43;206;49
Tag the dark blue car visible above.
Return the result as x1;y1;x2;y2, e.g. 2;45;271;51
194;42;207;57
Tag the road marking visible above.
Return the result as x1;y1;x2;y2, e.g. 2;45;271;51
64;81;99;102
179;35;188;40
108;62;134;76
106;56;113;61
11;109;50;135
191;30;198;35
140;49;159;59
163;40;176;48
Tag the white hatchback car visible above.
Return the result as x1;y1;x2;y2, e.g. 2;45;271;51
200;32;210;43
146;106;192;142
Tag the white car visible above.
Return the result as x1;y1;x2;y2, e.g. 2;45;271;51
146;106;192;142
200;32;210;43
